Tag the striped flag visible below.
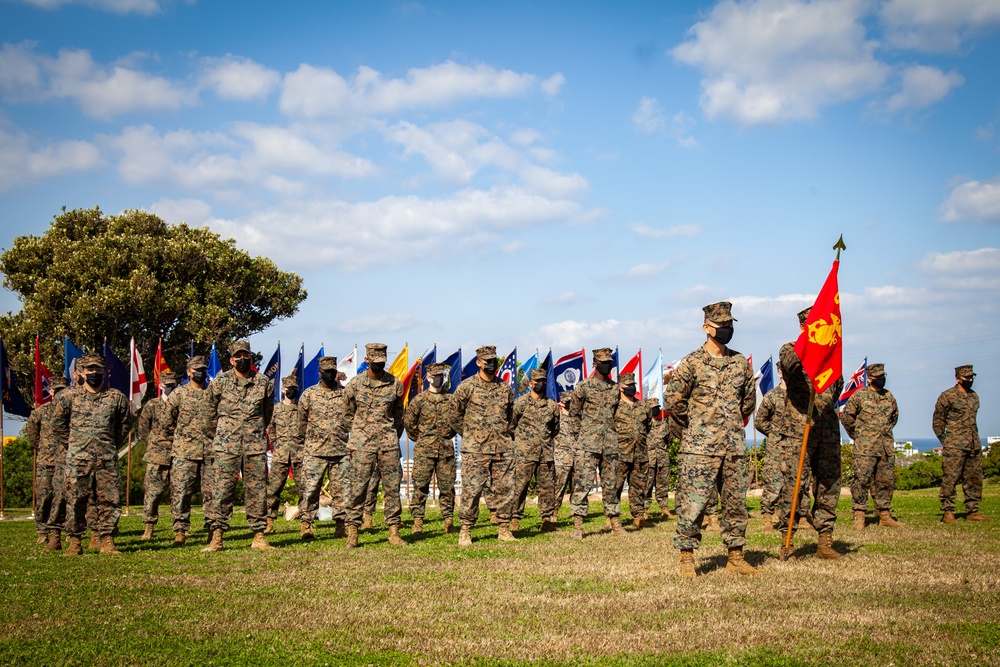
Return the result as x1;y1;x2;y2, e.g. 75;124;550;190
836;358;868;413
129;338;148;414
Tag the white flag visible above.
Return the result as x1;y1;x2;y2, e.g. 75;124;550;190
129;338;147;414
338;345;358;381
642;349;664;408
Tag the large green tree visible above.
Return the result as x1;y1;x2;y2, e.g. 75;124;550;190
1;207;307;392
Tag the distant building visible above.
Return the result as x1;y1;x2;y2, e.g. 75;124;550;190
894;440;914;456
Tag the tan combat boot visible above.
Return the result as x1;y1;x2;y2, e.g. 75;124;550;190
610;516;627;536
605;516;612;529
334;519;347;538
632;516;642;529
816;532;840;560
141;524;154;541
99;535;122;555
63;536;83;557
679;549;696;578
704;514;721;532
762;513;773;532
201;529;224;552
263;517;275;535
411;517;423;535
639;515;656;528
345;525;359;548
966;512;992;522
36;533;47;545
853;510;866;530
941;511;958;525
88;532;100;550
879;510;904;527
509;518;520;532
173;531;186;546
43;530;62;552
541;516;558;532
388;524;408;547
797;516;814;531
489;511;498;524
726;548;759;575
300;522;315;540
570;515;584;540
497;523;518;542
251;531;275;551
361;513;373;530
458;525;473;547
444;516;454;534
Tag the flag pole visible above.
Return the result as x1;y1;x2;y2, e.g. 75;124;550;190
1;410;5;520
750;415;759;488
781;386;815;560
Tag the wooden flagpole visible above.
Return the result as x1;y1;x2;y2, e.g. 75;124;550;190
781;387;815;559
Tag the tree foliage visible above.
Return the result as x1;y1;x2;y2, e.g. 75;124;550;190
0;207;306;388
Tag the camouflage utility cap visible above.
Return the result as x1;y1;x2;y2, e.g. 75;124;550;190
476;345;497;361
187;355;208;370
559;391;573;404
80;354;104;369
50;376;68;390
161;371;178;385
229;340;251;356
955;365;975;378
619;372;636;385
318;356;338;371
282;374;299;388
703;301;736;323
426;363;447;376
529;368;547;382
592;347;614;363
797;307;812;326
365;343;387;362
867;363;885;377
645;398;660;409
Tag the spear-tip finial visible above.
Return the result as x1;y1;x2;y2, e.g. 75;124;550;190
833;235;847;260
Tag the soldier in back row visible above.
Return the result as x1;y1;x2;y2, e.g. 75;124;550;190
613;373;651;530
27;376;69;550
138;371;178;541
552;390;577;514
510;368;560;533
264;373;304;534
934;364;991;524
405;363;457;534
754;370;810;532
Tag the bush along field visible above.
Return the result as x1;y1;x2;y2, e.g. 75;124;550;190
0;483;998;667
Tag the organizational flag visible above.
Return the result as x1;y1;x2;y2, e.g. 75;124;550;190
419;346;437;390
836;358;868;413
103;340;130;396
64;337;83;382
498;348;517;393
303;345;324;389
263;344;281;404
754;355;775;413
793;259;844;394
207;343;222;382
643;349;663;408
620;349;643;399
462;355;479;381
292;344;305;388
338;346;358;381
517;351;539;397
129;338;148;414
388;345;409;382
403;358;422;407
540;349;552;371
547;348;586;401
441;349;462;393
34;335;54;406
153;339;171;395
1;336;32;418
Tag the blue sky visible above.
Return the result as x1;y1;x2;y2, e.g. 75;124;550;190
2;0;999;439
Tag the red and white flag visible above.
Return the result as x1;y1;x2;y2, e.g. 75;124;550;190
130;338;148;414
620;349;643;400
34;334;54;407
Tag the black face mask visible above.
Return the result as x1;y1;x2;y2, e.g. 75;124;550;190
596;361;614;376
622;385;637;399
960;379;974;391
234;358;251;374
162;385;176;396
533;381;547;395
430;376;445;390
871;376;886;389
320;370;338;385
483;361;498;375
369;361;386;375
284;388;299;400
191;371;207;385
85;372;103;388
711;325;734;345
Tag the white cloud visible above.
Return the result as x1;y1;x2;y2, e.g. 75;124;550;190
630;223;701;239
13;0;165;15
671;0;891;125
625;261;674;280
0;125;102;189
540;73;566;97
881;0;1000;52
633;96;666;134
279;61;562;118
336;314;418;334
917;247;1000;290
533;319;622;350
148;197;213;225
199;55;280;101
940;176;1000;222
884;65;964;113
541;292;588;306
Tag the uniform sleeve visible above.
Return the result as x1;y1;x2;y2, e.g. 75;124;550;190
449;381;470;437
932;392;949;443
165;390;181;430
207;378;223;421
404;395;420;440
504;386;515;439
116;394;133;451
840;392;860;439
297;393;309;442
342;379;358;427
137;402;153;443
25;409;42;450
755;393;775;437
550;403;560;439
263;378;275;428
740;359;756;421
393;380;405;439
568;382;585;437
663;361;694;427
511;396;525;433
889;394;899;429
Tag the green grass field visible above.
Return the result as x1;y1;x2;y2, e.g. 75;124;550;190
1;486;998;666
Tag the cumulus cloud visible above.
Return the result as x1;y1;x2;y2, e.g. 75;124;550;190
13;0;165;14
199;55;281;101
884;65;964;113
625;261;674;280
279;61;563;118
630;223;701;239
633;97;666;134
917;247;1000;290
940;176;1000;222
541;292;588;306
148;197;213;225
671;0;890;125
880;0;1000;52
336;314;419;334
0;124;102;189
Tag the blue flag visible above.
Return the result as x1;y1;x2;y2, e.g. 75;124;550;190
441;348;462;394
64;337;83;381
103;340;130;396
292;344;305;389
517;351;539;398
540;349;552;371
207;343;222;382
462;355;479;381
498;348;517;393
303;345;324;389
1;336;32;417
547;349;585;401
421;345;437;390
263;344;281;403
758;355;775;397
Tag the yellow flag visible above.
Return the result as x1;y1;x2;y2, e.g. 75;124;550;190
388;344;408;382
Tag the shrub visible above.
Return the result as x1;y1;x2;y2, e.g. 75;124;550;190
895;453;943;491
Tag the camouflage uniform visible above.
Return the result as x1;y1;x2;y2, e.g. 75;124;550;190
362;461;381;518
138;374;178;528
26;378;69;538
344;344;406;527
205;343;275;535
52;357;133;539
754;385;787;517
298;359;350;527
510;370;560;522
643;398;671;515
841;368;898;514
405;370;457;521
613;376;651;521
569;349;621;519
667;340;755;552
166;359;218;535
774;339;843;537
451;346;516;528
934;366;983;515
552;392;578;511
266;375;304;521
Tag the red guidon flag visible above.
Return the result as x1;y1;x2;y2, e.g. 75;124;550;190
153;339;171;395
793;260;843;394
